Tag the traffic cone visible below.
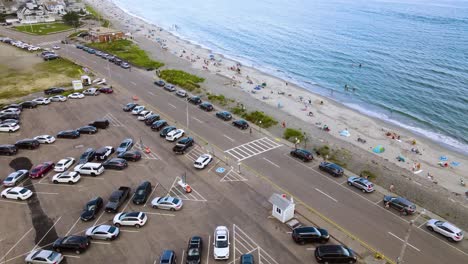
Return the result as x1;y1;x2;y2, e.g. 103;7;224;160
185;185;192;193
144;146;151;154
132;95;139;101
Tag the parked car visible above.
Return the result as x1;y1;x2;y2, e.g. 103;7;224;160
68;93;85;99
44;87;65;95
132;105;145;115
98;87;113;94
77;125;98;134
34;135;56;144
120;62;131;69
0;123;20;132
79;148;96;164
80;197;103;221
232;119;249;130
0;113;20;121
0;108;21;115
216;111;232;121
213;226;230;260
102;158;128;170
116;138;133;154
164;84;176;92
151;120;168;131
137;110;153;121
426;219;464;242
54;157;75;172
85;225;120;241
57;130;80;139
89;119;110;129
154;80;165;87
19;101;38;109
43;53;59;60
32;97;51;105
132;181;152;205
187;96;202;105
30;162;54;178
113;212;148;228
95;146;114;161
117;150;142;161
52;236;90;254
52;171;80;184
199;102;214;111
3;170;29;187
123;103;138;112
240;254;255;264
49;95;67;102
0;144;18;155
15;139;40;149
0;119;19;126
83;88;100;96
105;186;131;213
159;250;177;264
74;163;104;176
347;176;375;193
290;149;314;162
2;104;21;110
319;162;344;177
186;236;203;264
160;126;176;137
175;89;187;97
383;195;416;215
151;196;183;211
166;129;185;141
25;249;64;264
172;137;194;154
314;245;357;264
1;187;33;200
194;154;212;169
292;226;330;244
144;114;160;125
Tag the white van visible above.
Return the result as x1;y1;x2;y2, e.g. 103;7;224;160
83;88;100;96
175;89;187;98
74;162;104;176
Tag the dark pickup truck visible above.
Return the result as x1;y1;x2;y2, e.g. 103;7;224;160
105;186;131;213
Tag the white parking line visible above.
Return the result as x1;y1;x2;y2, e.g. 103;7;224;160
148;91;155;96
91;241;111;245
306;247;315;251
168;103;177;109
65;216;82;236
32;216;62;251
418;221;427;228
315;188;338;202
388;232;421;252
375;199;383;205
35;192;59;195
63;255;81;258
192;117;203;123
144;183;159;207
206;235;210;264
120;230;140;233
223;134;235;142
0;227;33;261
130;81;137;86
180;250;185;264
93;212;106;227
262;157;280;168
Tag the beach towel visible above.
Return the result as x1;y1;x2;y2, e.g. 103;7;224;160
372;145;385;153
340;130;350;137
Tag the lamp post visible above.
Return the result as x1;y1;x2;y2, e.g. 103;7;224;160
258;120;262;133
303;132;308;149
397;209;425;264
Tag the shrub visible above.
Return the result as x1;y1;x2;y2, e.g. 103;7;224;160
360;170;377;180
231;106;246;115
159;69;204;91
207;94;232;106
283;128;304;142
243;111;278;128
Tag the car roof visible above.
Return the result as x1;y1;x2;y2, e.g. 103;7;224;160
95;225;112;232
9;187;26;192
440;222;462;232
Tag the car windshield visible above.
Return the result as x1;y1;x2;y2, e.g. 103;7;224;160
86;204;96;211
47;251;59;260
5;176;13;181
188;248;200;257
31;168;40;173
119;142;127;148
216;238;228;248
137;189;146;195
341;247;351;256
108;226;116;233
19;189;28;194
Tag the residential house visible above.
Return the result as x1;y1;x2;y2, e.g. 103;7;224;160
0;0;20;14
17;0;55;24
44;1;66;16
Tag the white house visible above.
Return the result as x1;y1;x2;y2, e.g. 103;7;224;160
65;0;84;13
268;193;295;223
44;1;66;15
17;0;55;24
0;0;20;14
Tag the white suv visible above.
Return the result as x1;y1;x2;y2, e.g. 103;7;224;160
132;105;145;115
426;219;464;242
166;129;184;142
74;163;104;176
113;212;147;228
213;226;230;260
137;110;153;121
54;157;75;172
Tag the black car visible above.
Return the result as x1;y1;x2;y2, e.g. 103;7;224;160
123;103;139;112
114;58;122;65
118;150;142;161
15;139;40;150
172;137;194;154
0;144;18;156
199;102;214;111
43;53;59;61
19;101;38;109
186;236;203;264
154;80;165;87
57;130;80;139
79;148;96;164
132;181;152;205
187;96;202;105
290;149;314;162
88;119;109;129
215;111;232;121
383;196;416;215
319;162;344;177
102;158;128;170
151;120;168;131
53;236;90;254
314;245;357;264
232;119;249;130
292;226;329;244
0;113;20;121
80;197;103;221
160;126;176;137
159;250;176;264
144;114;160;125
77;125;98;134
240;254;255;264
44;87;65;95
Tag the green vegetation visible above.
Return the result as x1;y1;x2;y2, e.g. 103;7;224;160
102;20;111;28
283;128;305;142
360;170;377;181
36;58;83;78
88;40;164;69
14;22;73;35
315;145;349;168
206;93;234;106
316;145;331;156
62;12;81;28
86;4;110;27
230;106;278;128
231;106;246;116
160;69;204;91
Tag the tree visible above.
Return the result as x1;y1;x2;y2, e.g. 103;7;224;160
63;11;80;28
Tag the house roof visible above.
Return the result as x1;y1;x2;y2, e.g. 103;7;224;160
269;193;294;211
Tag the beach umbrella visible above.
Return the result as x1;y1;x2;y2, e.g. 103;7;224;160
450;161;460;167
439;156;448;161
372;145;385;154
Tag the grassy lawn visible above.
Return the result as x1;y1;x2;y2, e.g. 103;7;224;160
88;39;164;69
14;22;73;35
160;69;204;91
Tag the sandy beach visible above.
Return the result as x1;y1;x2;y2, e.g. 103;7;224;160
84;0;467;198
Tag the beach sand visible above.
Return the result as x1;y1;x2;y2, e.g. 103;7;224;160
84;0;467;197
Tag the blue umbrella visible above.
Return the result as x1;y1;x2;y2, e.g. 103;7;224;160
450;161;460;167
439;156;448;161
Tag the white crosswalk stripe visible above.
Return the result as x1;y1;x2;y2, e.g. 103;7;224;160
230;224;279;264
134;142;159;160
103;113;124;127
225;137;282;162
220;167;247;182
167;177;206;202
36;40;61;46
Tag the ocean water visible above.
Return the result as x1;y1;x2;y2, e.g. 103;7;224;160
114;0;468;154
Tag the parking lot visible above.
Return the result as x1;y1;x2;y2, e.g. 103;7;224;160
0;90;306;263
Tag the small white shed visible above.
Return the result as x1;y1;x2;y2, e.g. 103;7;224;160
268;193;295;223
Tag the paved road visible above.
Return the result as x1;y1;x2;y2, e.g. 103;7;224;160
1;28;467;263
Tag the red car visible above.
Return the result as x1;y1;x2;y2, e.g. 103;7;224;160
30;161;55;178
98;87;113;94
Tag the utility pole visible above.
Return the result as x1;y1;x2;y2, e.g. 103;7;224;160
397;209;425;264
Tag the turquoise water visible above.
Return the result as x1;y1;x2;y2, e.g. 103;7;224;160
114;0;468;154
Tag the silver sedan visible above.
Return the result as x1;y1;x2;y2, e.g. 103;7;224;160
85;225;120;240
151;196;183;211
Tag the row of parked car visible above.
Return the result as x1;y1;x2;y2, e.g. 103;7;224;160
75;44;131;69
0;37;41;51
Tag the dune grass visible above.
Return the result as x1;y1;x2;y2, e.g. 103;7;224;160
160;69;204;91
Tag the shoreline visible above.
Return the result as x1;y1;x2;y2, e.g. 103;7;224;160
84;0;467;195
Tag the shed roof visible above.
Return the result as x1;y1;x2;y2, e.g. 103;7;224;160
269;193;293;211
